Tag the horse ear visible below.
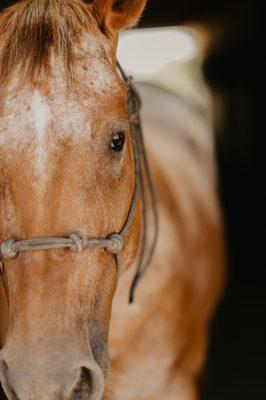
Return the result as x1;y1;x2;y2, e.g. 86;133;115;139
91;0;147;34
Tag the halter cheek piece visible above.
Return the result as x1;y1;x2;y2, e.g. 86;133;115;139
0;63;158;303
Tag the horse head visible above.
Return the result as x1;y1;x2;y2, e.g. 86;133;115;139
0;1;146;399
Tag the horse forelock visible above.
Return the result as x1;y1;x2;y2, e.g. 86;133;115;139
0;0;101;91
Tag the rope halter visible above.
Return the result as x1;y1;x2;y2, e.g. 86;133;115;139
0;62;158;304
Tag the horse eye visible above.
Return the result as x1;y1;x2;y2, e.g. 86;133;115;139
110;131;126;152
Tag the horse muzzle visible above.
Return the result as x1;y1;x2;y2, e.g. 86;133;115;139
0;352;105;400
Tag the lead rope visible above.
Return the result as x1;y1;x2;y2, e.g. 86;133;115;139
117;62;159;303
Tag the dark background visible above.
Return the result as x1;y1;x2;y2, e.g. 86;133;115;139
140;1;266;400
0;1;265;399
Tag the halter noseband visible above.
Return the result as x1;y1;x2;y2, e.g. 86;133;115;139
0;63;158;303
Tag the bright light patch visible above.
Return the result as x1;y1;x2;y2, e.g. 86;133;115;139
117;27;198;77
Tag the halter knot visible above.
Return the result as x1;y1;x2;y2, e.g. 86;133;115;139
106;234;124;254
0;239;18;259
69;232;88;253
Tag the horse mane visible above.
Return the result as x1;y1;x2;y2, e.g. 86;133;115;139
0;0;95;90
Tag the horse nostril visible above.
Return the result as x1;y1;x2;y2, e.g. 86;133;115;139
0;384;8;400
0;360;20;400
72;365;104;400
72;367;93;397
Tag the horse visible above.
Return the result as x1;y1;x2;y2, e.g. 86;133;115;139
0;1;225;399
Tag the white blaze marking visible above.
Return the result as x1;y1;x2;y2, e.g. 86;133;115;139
31;90;50;139
30;90;50;193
